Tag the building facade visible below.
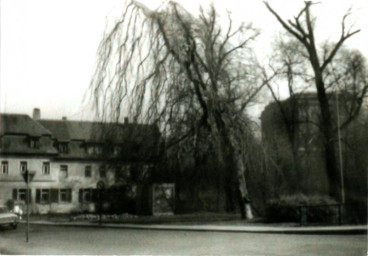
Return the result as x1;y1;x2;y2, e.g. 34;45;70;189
261;92;366;198
0;108;161;214
261;93;329;195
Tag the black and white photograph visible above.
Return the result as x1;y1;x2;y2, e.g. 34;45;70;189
0;0;367;255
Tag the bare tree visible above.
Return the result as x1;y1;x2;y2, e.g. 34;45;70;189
325;47;368;129
261;36;313;192
264;1;362;201
90;1;269;219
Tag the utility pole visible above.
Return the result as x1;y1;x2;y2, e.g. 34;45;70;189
335;92;345;225
335;92;345;205
97;181;105;226
22;170;35;243
26;174;29;243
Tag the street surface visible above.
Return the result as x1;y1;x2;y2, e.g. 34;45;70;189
0;224;366;255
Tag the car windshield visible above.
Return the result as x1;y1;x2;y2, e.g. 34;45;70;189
0;207;9;213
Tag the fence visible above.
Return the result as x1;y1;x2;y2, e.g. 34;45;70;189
298;203;362;226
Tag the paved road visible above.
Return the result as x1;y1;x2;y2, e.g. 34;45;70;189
0;224;366;255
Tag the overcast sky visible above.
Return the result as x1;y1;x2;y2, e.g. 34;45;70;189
1;0;367;121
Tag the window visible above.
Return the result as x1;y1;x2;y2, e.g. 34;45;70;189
42;162;50;175
84;189;91;202
36;189;50;204
12;188;31;203
95;145;102;155
20;161;27;173
78;188;97;203
87;146;94;155
18;189;27;201
58;143;68;153
86;144;102;155
41;189;50;203
1;161;8;175
85;166;92;177
35;188;72;204
114;145;121;155
99;166;106;178
60;165;68;178
29;137;39;149
60;189;72;203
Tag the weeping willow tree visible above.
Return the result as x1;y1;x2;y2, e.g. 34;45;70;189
90;0;270;219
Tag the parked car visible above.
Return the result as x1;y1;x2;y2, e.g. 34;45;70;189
12;201;24;220
0;205;18;229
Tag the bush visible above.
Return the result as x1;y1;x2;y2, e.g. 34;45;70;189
6;199;15;211
265;194;338;223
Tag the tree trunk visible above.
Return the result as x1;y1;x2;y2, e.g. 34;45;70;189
315;76;341;201
234;151;253;220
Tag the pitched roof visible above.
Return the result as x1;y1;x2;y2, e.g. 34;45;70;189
38;119;161;161
0;114;52;136
0;135;58;155
38;120;118;142
0;113;161;159
38;119;160;143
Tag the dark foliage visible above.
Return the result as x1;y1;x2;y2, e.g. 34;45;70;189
265;194;338;223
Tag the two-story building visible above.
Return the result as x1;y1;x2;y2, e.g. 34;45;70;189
0;108;161;214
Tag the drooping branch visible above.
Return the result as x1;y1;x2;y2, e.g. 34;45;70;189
90;0;264;218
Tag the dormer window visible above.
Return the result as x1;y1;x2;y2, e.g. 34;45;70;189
29;137;39;149
86;144;103;155
95;145;102;155
87;145;94;155
114;145;121;155
58;143;69;153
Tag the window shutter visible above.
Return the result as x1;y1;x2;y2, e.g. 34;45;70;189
67;189;72;203
79;189;83;203
50;189;59;203
36;189;41;203
92;189;98;203
13;189;18;200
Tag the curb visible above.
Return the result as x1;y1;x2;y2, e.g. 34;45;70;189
20;221;368;235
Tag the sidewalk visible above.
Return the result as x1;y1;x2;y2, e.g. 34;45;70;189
20;219;368;235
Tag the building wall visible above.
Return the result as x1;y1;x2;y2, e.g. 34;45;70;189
261;93;361;198
0;156;56;207
0;112;161;214
261;98;330;196
0;156;116;214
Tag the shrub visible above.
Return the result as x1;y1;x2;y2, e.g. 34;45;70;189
265;194;338;223
6;199;15;211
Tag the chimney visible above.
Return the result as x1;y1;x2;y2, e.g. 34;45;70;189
124;117;129;124
62;116;67;121
33;108;41;120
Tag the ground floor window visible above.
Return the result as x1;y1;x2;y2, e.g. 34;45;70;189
36;189;50;204
12;188;31;203
60;189;72;203
78;188;98;203
36;188;72;204
99;165;106;178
